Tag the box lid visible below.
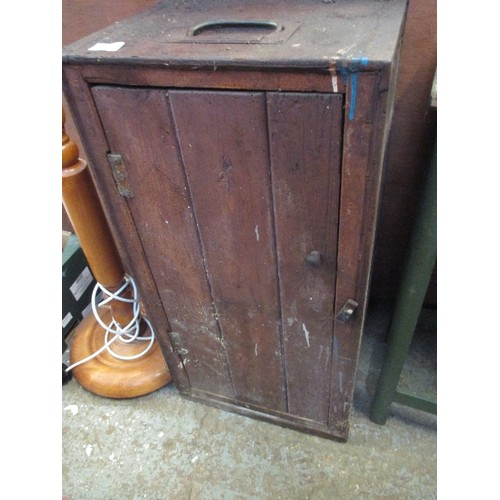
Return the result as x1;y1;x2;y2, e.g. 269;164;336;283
62;0;407;73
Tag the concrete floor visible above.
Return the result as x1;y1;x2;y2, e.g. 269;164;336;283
62;302;437;499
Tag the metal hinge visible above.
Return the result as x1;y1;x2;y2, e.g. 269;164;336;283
336;299;359;323
107;153;134;198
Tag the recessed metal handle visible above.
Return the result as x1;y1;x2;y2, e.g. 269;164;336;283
304;250;322;267
189;20;281;37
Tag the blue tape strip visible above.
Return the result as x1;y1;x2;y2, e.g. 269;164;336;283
349;73;358;121
348;57;369;121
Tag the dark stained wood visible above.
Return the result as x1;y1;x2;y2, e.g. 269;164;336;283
91;86;235;398
62;0;433;308
62;0;407;440
169;90;287;411
329;71;389;431
62;0;407;73
267;92;342;423
334;72;379;358
75;64;345;94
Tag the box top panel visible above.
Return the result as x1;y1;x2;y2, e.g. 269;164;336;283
62;0;407;72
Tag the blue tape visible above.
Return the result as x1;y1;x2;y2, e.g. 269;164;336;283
348;57;368;121
349;73;358;121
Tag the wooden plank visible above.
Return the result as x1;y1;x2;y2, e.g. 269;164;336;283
329;71;384;432
185;389;347;442
91;86;235;398
77;64;344;94
169;90;287;411
267;92;343;423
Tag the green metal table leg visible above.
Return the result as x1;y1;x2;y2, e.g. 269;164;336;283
370;143;437;425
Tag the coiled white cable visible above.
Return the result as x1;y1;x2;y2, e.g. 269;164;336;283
65;274;156;372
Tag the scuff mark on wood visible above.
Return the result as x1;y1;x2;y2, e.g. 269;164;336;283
302;323;310;348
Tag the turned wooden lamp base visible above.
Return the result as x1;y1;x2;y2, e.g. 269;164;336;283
69;309;171;399
63;107;171;399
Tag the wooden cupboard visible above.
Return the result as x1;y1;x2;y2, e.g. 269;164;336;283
63;0;407;441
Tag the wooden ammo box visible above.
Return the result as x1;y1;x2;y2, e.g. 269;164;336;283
62;0;407;441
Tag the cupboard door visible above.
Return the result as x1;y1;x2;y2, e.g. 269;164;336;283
92;86;344;427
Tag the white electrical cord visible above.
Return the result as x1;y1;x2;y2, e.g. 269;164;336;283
65;274;156;372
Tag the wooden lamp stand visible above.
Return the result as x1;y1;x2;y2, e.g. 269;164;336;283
62;108;171;398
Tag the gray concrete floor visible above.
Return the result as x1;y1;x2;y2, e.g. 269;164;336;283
62;302;437;499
